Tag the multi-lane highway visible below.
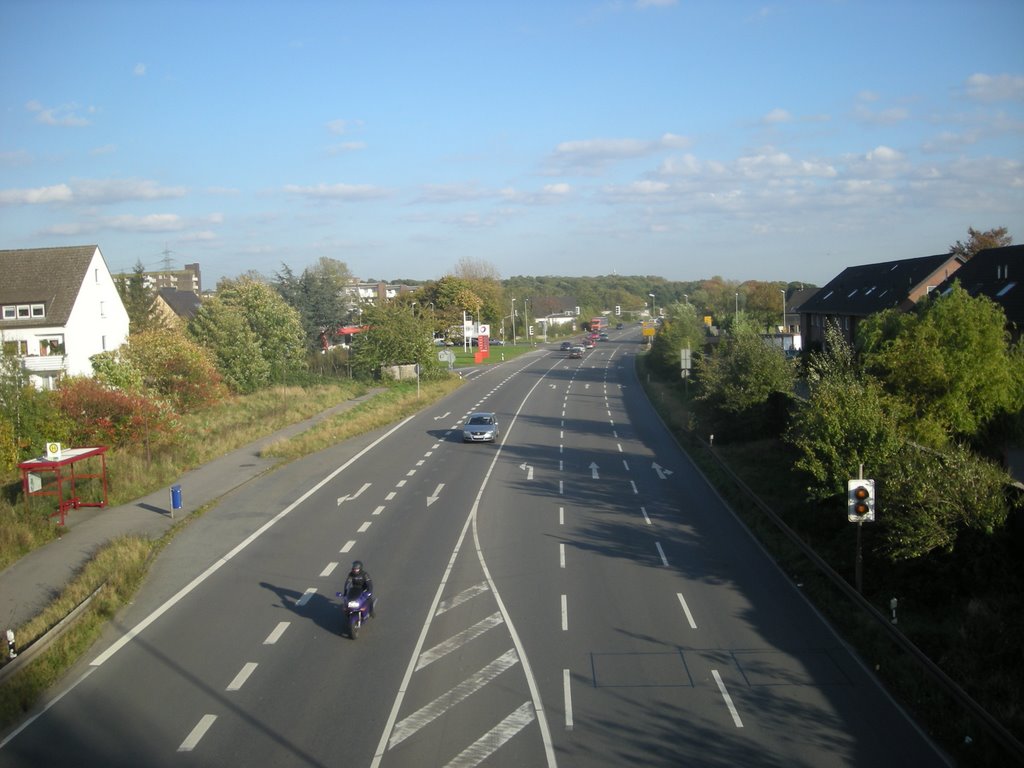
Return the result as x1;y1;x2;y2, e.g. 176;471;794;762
0;330;948;767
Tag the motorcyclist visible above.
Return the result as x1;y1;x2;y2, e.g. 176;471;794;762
343;560;375;617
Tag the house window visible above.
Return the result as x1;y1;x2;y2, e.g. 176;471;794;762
99;301;106;317
31;304;45;318
2;306;14;320
2;340;28;356
101;335;107;351
17;305;30;318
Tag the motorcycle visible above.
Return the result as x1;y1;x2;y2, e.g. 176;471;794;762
337;588;373;639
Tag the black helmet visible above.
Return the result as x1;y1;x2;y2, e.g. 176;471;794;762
351;560;363;573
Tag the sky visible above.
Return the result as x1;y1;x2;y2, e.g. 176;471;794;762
2;1;1022;289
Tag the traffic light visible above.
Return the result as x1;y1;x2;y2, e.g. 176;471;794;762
847;479;875;522
615;305;621;316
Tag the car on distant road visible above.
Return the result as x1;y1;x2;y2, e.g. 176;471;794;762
569;346;584;359
560;341;573;351
598;332;609;341
616;322;623;330
462;412;499;442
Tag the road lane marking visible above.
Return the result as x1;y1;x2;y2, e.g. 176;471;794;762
264;622;289;644
676;593;697;629
656;542;669;566
559;507;564;525
389;650;520;748
563;669;573;730
227;662;258;691
320;562;338;577
712;669;744;727
559;543;565;568
630;480;638;494
296;587;317;606
178;714;217;752
340;540;356;553
386;491;397;500
445;702;535;768
561;594;568;631
416;612;505;671
622;460;629;471
640;506;651;524
372;505;385;516
358;521;371;532
435;581;490;615
88;415;417;669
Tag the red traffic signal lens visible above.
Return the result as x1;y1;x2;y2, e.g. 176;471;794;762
853;486;870;501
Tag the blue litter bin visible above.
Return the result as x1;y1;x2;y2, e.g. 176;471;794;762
170;484;183;513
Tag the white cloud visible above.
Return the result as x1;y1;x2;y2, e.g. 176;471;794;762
72;178;186;203
636;0;677;7
964;73;1024;103
865;146;903;163
327;142;367;155
548;133;692;173
284;182;391;200
327;119;364;135
0;184;73;204
26;100;94;127
762;108;792;124
133;63;146;76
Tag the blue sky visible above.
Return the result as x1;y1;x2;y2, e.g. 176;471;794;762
2;1;1022;288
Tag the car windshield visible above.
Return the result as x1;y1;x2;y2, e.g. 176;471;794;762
469;416;492;425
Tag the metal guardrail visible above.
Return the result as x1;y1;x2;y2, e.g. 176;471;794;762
701;440;1024;763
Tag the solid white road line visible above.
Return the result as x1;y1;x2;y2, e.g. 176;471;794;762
388;650;520;748
178;714;217;752
226;662;258;691
264;622;289;644
444;701;535;768
712;669;744;728
563;669;573;730
676;592;697;629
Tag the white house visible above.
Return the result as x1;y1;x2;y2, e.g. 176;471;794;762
0;245;130;389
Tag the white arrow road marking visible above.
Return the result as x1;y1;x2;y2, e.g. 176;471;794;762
337;482;372;506
178;715;216;752
434;411;451;421
388;650;520;748
445;702;536;768
589;462;599;479
416;612;505;670
427;483;445;507
652;462;674;480
520;463;534;480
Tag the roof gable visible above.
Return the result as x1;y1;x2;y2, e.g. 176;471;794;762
935;244;1023;329
799;253;962;317
0;245;101;326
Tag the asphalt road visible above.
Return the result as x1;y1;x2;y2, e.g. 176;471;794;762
0;331;948;767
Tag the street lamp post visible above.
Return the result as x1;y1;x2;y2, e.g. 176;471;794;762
524;298;530;345
780;289;786;334
511;298;516;344
735;292;739;323
648;293;655;319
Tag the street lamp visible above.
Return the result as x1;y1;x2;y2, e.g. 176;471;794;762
779;289;786;334
648;293;655;318
510;298;516;344
524;298;530;344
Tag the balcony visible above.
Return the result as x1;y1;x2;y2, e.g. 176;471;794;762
21;354;67;373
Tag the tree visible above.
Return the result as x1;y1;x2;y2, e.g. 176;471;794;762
119;328;228;411
349;301;438;379
695;315;795;414
214;278;307;382
648;301;706;380
858;284;1022;449
0;346;66;464
188;299;271;393
115;259;165;334
274;258;354;350
786;324;904;500
948;226;1012;260
878;442;1010;561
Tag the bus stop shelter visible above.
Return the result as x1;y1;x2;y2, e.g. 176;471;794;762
18;446;110;526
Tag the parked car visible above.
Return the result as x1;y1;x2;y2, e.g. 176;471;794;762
462;412;499;442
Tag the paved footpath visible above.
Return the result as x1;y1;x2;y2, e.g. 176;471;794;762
0;391;383;638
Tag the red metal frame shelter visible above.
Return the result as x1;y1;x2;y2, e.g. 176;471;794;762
18;446;110;526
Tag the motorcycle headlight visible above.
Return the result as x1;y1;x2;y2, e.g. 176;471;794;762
347;601;361;609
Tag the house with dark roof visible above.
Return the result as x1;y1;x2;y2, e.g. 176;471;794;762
0;245;130;389
798;253;963;350
934;244;1023;341
155;287;203;327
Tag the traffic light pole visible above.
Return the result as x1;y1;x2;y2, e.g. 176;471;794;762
855;521;863;594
